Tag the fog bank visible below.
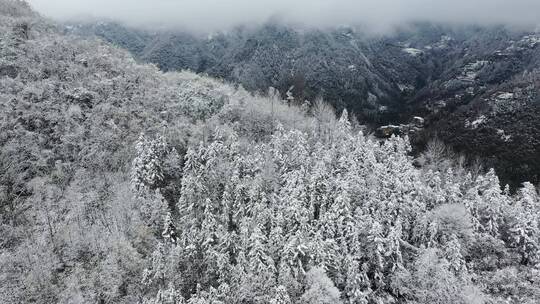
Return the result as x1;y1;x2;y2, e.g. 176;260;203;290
28;0;540;32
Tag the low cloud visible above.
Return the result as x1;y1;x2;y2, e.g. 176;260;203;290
28;0;540;32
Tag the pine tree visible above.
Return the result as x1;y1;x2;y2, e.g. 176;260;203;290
476;169;505;237
162;212;178;245
131;134;170;196
443;234;468;279
507;185;540;265
247;225;275;275
338;109;352;131
142;243;168;288
269;285;292;304
277;261;303;301
343;257;370;304
143;283;185;304
385;220;404;273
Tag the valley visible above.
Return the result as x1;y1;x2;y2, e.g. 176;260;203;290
68;21;540;188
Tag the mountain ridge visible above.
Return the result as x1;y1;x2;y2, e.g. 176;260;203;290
66;21;540;188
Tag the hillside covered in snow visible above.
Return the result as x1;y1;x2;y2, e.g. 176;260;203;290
68;21;540;188
1;1;539;304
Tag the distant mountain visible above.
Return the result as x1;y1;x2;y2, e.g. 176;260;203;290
66;22;540;188
66;22;454;122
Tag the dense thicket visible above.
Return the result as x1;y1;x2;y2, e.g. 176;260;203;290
143;114;540;304
1;1;539;304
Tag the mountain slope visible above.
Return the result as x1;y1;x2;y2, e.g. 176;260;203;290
1;2;540;304
68;21;540;188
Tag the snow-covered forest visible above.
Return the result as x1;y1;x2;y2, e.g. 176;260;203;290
68;19;540;190
0;1;539;303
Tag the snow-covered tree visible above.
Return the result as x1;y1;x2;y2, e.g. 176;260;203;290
143;283;185;304
300;267;342;304
162;212;178;245
269;285;292;304
443;234;468;279
132;134;170;195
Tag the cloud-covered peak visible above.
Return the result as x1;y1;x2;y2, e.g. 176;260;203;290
28;0;540;32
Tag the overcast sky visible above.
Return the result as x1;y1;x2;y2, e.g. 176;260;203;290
28;0;540;32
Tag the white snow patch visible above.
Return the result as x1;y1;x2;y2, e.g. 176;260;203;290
398;84;414;92
457;60;489;82
403;48;423;56
433;35;453;49
434;100;447;108
520;35;540;48
466;115;486;129
458;71;478;82
468;60;489;70
497;129;512;142
497;92;514;100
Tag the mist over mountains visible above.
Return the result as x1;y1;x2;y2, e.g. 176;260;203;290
29;0;540;33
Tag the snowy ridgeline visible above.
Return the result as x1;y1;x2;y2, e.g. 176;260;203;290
1;1;540;304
